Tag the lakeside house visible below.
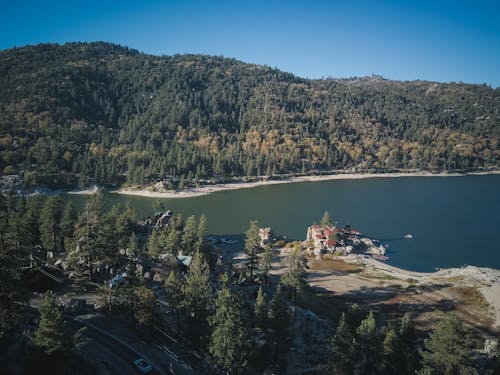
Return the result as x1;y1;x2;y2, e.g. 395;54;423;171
306;224;385;257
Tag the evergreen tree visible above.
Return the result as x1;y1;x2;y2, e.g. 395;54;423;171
165;227;180;254
280;244;308;300
346;303;364;330
418;313;477;375
321;211;333;228
39;196;63;252
196;213;207;252
397;312;419;373
245;220;261;254
0;201;26;341
182;215;198;254
260;244;274;285
146;229;161;257
34;292;71;354
23;195;44;249
60;201;77;251
133;286;159;334
182;251;213;347
128;232;139;255
209;276;252;373
329;312;354;375
270;284;292;363
245;220;261;280
157;228;170;254
69;191;107;281
382;328;399;374
114;206;135;249
254;286;268;328
165;271;183;334
354;310;381;375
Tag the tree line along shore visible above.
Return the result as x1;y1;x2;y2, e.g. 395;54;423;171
1;42;499;190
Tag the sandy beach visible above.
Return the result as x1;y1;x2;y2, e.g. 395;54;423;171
114;170;500;199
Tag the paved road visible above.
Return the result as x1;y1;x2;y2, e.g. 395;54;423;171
68;318;194;374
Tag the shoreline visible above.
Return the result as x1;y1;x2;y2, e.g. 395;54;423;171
113;170;500;199
318;253;500;329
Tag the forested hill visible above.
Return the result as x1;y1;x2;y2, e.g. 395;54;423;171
0;42;498;188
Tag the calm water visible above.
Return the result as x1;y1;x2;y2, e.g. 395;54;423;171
64;175;500;272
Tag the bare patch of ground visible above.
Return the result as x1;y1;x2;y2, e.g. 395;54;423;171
274;250;500;336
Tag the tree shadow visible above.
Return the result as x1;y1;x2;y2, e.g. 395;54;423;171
300;282;459;324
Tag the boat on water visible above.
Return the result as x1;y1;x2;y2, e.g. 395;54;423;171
372;254;389;261
404;234;413;239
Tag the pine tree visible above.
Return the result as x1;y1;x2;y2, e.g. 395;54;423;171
182;215;198;254
114;206;134;249
397;312;419;373
182;251;212;347
39;196;63;252
157;227;170;254
260;244;274;285
418;314;477;375
128;232;139;255
254;286;268;328
0;199;26;340
321;211;333;228
280;244;308;300
147;229;161;257
245;220;260;280
209;276;251;373
165;271;183;334
165;227;180;254
382;328;399;374
60;201;77;251
196;213;207;252
23;195;44;249
270;284;292;362
34;292;70;354
69;191;106;281
133;286;159;334
354;310;381;375
329;312;354;375
245;220;261;254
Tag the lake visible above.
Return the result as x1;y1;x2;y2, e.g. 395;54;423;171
64;174;500;272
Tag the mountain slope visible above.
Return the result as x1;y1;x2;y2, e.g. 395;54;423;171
0;42;498;188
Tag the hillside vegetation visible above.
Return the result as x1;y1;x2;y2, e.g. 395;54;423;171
0;42;498;188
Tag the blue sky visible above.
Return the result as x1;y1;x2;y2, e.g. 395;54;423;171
1;0;499;86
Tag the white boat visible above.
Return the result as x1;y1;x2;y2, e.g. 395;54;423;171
404;234;413;239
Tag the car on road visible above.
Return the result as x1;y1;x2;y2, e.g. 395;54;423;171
133;358;153;373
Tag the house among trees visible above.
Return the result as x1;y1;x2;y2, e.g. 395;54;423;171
307;224;342;255
305;223;382;257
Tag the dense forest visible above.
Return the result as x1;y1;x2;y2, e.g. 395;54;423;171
0;42;498;188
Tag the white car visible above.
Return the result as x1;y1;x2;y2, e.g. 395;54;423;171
133;358;153;373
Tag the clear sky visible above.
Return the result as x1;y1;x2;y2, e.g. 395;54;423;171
1;0;499;87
